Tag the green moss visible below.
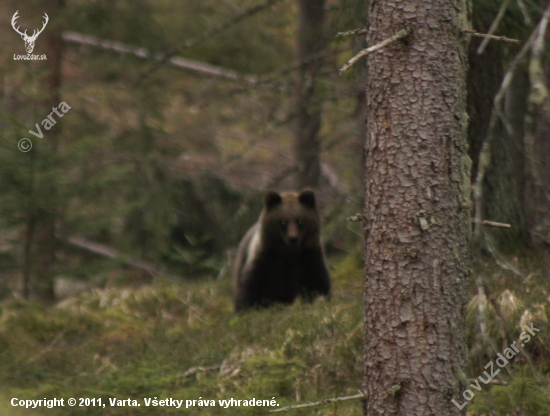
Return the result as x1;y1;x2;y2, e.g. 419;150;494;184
0;270;363;415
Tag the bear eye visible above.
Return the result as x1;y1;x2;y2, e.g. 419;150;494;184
280;220;288;230
298;218;305;227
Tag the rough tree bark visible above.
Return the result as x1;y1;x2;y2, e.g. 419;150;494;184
363;1;471;415
294;0;325;189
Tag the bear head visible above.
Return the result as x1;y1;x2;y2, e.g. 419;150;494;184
260;189;320;251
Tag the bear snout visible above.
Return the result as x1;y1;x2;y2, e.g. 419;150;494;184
286;221;300;246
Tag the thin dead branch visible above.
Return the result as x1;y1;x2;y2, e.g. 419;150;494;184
472;219;512;228
270;391;366;413
477;0;512;54
336;28;368;37
62;32;258;84
339;28;410;75
482;231;525;279
469;378;508;386
463;29;520;44
259;46;345;85
173;364;221;379
137;0;283;82
346;213;364;222
28;330;67;363
516;0;533;26
59;235;169;277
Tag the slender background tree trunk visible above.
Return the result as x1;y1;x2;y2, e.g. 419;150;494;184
524;42;550;245
294;0;324;189
32;0;65;301
468;36;529;250
363;1;471;414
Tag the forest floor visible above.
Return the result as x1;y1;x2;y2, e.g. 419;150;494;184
0;249;549;415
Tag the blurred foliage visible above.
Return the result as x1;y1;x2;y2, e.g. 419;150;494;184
0;0;366;287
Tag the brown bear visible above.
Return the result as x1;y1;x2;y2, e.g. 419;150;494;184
233;189;331;312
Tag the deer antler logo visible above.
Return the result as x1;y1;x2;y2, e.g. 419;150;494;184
12;11;49;54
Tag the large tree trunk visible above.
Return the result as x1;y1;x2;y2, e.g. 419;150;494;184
294;0;324;189
363;1;471;415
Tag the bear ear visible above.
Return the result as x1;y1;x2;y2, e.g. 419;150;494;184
298;189;316;209
264;191;282;210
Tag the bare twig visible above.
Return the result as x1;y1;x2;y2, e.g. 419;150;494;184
270;391;366;413
463;29;520;44
516;0;533;26
59;235;170;277
482;231;525;279
336;28;368;37
472;219;512;228
257;46;345;86
469;378;508;386
477;0;512;54
175;364;221;378
137;0;283;83
29;330;67;363
62;32;258;84
176;297;208;323
339;28;409;75
347;213;364;222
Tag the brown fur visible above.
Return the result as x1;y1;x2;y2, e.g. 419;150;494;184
233;189;331;312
